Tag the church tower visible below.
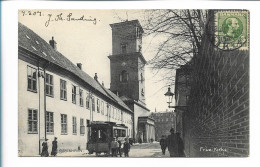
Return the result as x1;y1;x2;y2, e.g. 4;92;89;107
109;20;146;105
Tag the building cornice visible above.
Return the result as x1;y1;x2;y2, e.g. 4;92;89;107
108;52;147;65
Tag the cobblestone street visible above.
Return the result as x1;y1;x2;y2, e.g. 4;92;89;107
57;142;171;158
129;142;170;158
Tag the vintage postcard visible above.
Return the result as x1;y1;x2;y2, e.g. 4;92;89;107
18;9;249;157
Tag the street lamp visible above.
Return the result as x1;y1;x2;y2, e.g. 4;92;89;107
164;85;188;109
164;85;188;133
164;85;175;108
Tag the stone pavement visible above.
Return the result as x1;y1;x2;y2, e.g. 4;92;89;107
55;142;171;157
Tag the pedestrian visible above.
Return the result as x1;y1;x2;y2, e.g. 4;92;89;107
167;128;178;157
138;138;142;144
123;138;131;157
117;137;122;157
160;135;167;155
111;137;118;157
176;132;185;157
51;137;58;156
41;139;49;157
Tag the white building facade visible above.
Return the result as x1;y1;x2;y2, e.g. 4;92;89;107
18;23;133;156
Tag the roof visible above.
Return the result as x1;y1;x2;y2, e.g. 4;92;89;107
18;22;132;113
88;121;128;128
105;89;132;112
110;19;144;33
120;95;150;112
138;112;155;121
138;112;152;117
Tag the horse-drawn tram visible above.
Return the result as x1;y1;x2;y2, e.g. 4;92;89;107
87;121;128;156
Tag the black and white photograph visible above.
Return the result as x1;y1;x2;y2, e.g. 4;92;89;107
17;9;249;158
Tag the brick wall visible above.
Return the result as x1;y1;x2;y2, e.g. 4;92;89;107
183;30;249;157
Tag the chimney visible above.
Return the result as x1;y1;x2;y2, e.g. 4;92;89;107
77;63;82;70
102;81;104;86
94;73;98;81
49;36;57;50
116;91;119;96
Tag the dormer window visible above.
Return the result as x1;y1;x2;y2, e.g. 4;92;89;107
121;44;127;54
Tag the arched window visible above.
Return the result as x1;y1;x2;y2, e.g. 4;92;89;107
120;70;129;82
141;88;144;96
140;73;144;83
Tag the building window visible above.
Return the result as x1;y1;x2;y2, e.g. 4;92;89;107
121;44;127;54
120;70;129;82
141;89;144;96
80;118;85;135
60;79;67;100
61;114;67;134
112;107;115;118
105;104;109;116
46;111;54;134
186;95;189;103
27;66;37;92
45;73;54;97
140;73;144;83
138;45;142;52
97;98;100;113
108;105;111;117
136;27;140;38
101;101;104;115
92;97;95;111
72;85;76;104
45;74;53;97
79;89;83;107
28;109;38;134
86;93;90;109
72;116;77;135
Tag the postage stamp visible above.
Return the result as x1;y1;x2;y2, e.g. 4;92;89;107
214;10;249;51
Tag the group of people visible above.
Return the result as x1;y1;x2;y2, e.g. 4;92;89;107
111;137;131;157
159;128;185;157
41;137;58;157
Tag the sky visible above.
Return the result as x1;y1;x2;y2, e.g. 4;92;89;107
18;9;176;112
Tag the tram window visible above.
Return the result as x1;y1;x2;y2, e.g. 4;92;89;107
122;130;126;137
91;129;98;141
118;129;122;137
99;129;107;142
114;129;118;137
98;130;101;139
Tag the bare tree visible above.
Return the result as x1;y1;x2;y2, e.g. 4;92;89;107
143;9;208;82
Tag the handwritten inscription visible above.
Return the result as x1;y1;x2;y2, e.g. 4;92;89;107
21;10;99;27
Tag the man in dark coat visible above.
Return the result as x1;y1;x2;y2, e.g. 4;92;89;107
176;133;185;157
41;139;49;157
160;135;167;155
117;138;122;157
123;138;131;157
51;137;58;156
167;128;178;157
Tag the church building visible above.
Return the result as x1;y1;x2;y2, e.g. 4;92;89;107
108;20;155;142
